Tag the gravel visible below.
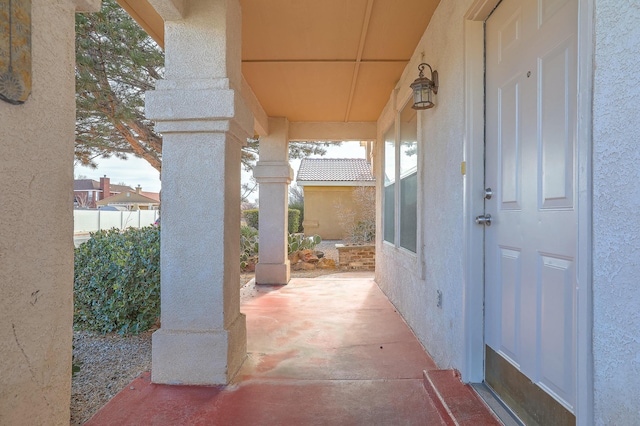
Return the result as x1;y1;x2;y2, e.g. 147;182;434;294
71;331;153;425
70;240;344;424
314;239;340;262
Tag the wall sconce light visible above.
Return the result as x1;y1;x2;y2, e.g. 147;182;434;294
410;63;438;110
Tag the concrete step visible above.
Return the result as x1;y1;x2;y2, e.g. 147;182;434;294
423;369;504;426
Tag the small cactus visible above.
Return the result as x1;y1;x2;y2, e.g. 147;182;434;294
288;233;321;255
243;231;322;269
240;234;259;271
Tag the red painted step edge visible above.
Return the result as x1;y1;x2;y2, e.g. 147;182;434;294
422;370;503;426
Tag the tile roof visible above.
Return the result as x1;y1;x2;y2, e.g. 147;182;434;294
73;179;133;193
73;179;100;191
296;158;375;183
141;191;161;202
97;191;160;205
110;184;134;193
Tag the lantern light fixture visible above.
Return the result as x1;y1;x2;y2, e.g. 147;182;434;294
410;63;438;110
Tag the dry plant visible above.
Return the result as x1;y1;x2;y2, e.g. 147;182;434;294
334;186;376;245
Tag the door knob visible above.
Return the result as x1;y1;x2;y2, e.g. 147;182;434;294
475;214;492;226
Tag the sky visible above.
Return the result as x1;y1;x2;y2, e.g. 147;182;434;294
73;141;367;199
75;155;162;192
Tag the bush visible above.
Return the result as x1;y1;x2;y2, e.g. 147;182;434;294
74;226;160;335
243;209;302;234
289;201;304;232
334;186;376;244
243;209;259;229
240;226;259;271
288;209;301;234
241;225;258;239
241;228;321;269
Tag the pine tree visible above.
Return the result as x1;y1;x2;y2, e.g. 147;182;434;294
75;0;338;175
75;0;163;170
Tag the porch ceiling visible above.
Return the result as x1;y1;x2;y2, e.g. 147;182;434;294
116;0;440;123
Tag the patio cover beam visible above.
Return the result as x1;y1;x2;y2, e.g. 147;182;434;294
289;121;377;142
147;0;185;20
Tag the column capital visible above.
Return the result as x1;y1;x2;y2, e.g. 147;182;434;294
74;0;101;12
147;0;185;20
253;161;294;184
146;79;253;141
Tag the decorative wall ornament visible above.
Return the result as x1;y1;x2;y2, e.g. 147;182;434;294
0;0;31;105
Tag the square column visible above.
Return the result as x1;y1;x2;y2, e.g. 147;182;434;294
145;0;252;385
253;117;294;285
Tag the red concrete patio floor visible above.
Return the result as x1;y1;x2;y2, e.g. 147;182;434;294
86;272;501;425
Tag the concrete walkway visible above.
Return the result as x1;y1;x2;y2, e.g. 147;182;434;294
86;273;501;425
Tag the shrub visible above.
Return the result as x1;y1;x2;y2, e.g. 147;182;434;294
243;209;302;234
334;186;376;244
74;226;160;335
241;225;258;239
240;226;259;271
288;209;301;234
243;209;259;229
288;201;304;232
241;229;321;270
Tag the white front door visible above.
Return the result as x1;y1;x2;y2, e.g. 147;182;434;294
484;0;578;414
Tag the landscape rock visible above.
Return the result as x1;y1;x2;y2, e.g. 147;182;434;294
292;260;317;271
288;251;300;264
299;249;319;264
317;258;336;269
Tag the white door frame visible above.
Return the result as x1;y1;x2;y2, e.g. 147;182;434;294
461;0;594;424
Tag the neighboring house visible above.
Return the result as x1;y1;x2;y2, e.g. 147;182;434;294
96;186;160;210
73;176;133;208
296;158;375;240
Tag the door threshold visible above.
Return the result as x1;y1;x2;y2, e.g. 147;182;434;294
470;382;524;426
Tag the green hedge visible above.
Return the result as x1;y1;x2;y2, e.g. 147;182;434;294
240;225;259;271
289;201;304;232
74;226;160;335
244;209;259;229
288;209;301;234
243;208;301;234
241;225;258;238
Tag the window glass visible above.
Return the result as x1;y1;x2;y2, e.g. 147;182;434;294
399;105;418;252
383;124;395;244
400;172;417;252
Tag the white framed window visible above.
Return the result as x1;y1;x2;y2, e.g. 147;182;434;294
383;101;418;253
399;104;418;252
383;123;396;244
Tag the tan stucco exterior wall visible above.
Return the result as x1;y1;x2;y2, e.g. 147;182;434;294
0;1;76;424
302;186;372;240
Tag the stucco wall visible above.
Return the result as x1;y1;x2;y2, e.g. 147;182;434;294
302;186;373;240
0;1;76;424
376;0;640;423
592;1;640;423
375;0;470;371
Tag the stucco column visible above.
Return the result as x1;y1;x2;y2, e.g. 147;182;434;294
253;117;294;285
145;0;252;385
